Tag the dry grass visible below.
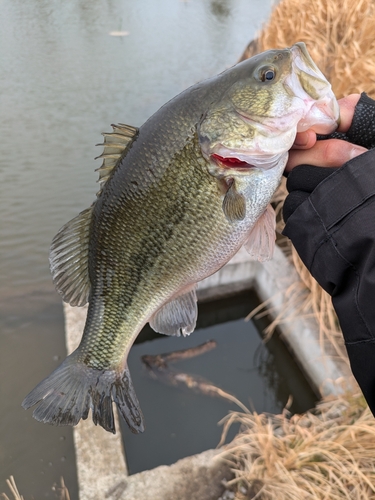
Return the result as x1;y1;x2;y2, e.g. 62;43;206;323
239;0;375;364
244;180;349;366
1;477;70;500
219;393;375;499
240;0;375;99
0;477;24;500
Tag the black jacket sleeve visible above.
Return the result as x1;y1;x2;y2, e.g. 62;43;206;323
283;149;375;415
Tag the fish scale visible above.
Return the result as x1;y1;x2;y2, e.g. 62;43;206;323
22;43;339;433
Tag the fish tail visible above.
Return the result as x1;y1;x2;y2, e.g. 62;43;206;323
21;354;144;434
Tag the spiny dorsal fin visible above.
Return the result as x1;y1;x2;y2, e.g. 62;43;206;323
49;206;93;307
50;124;138;307
95;123;139;196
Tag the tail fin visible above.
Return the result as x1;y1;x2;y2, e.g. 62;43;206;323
22;354;144;434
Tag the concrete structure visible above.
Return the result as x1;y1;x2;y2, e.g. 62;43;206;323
64;245;356;500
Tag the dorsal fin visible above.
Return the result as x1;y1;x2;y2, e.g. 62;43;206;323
95;123;139;196
50;124;138;307
49;207;93;306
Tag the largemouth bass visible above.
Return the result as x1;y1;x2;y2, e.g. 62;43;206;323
23;42;339;434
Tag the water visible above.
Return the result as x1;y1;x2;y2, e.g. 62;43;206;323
0;0;275;497
124;291;317;474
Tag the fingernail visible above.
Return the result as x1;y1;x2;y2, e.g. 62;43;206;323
294;132;309;147
350;146;368;159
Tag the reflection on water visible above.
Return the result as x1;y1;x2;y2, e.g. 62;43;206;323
1;0;273;497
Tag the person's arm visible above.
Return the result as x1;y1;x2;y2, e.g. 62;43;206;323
283;93;375;414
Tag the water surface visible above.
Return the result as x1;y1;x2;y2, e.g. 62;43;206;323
0;0;274;497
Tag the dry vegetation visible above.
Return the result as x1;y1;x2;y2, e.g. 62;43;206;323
240;0;375;99
240;0;375;365
219;393;375;499
0;477;70;500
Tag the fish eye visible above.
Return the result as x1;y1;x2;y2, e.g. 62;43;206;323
260;67;276;82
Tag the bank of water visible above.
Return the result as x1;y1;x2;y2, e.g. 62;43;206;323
1;0;277;497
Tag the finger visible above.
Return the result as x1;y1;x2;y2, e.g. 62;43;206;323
291;129;317;150
285;139;367;173
337;94;361;132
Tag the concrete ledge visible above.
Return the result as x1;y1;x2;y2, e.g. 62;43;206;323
64;303;128;499
63;245;356;499
116;449;231;500
252;247;356;397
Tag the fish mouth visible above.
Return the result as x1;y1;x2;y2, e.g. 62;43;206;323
210;147;284;171
211;153;255;170
287;42;340;134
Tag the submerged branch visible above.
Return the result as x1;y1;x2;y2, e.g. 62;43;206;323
141;341;249;413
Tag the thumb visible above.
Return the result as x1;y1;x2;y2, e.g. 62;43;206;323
286;139;367;173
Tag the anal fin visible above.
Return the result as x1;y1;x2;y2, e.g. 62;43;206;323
244;204;276;262
149;285;198;337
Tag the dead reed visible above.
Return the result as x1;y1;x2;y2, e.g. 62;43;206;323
0;477;24;500
240;0;375;365
0;477;70;500
219;393;375;499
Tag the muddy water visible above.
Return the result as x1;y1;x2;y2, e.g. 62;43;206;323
0;0;274;497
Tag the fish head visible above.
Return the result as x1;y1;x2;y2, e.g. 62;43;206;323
198;42;339;174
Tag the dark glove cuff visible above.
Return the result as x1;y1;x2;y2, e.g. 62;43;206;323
283;165;337;223
319;92;375;149
286;164;337;193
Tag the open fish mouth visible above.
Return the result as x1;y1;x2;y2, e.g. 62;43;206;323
211;153;255;169
210;146;284;172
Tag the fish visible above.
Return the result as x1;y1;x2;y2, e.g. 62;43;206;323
22;42;339;434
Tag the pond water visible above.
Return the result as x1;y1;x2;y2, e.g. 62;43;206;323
0;0;284;497
124;290;317;474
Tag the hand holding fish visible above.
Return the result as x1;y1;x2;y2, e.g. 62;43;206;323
285;94;366;172
282;92;375;418
283;92;375;223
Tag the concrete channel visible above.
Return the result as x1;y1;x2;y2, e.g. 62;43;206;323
63;245;356;500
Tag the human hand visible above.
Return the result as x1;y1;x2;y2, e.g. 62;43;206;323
285;94;367;173
283;92;375;223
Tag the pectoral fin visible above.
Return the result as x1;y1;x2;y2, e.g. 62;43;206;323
222;179;246;223
149;286;198;337
244;204;276;262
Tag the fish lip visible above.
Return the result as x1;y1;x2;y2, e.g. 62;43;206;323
287;42;340;133
291;42;321;77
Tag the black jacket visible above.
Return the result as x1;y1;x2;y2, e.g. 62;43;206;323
283;149;375;414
